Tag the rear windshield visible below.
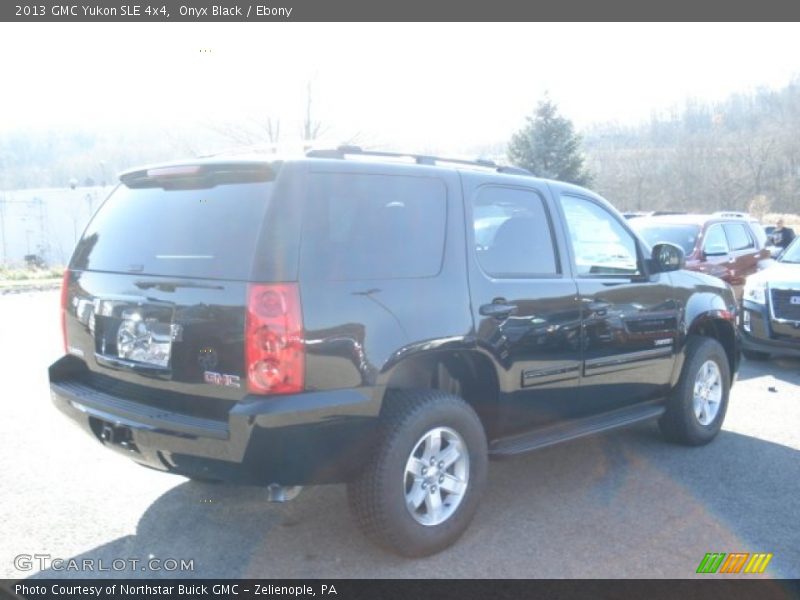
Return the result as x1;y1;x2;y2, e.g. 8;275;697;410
301;172;447;280
71;181;273;280
632;223;700;255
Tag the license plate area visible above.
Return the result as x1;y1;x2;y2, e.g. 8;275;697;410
93;299;177;369
116;307;173;367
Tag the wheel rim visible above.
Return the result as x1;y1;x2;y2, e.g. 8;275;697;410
404;426;469;527
692;359;723;426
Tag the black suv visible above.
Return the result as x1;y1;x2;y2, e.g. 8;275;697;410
50;147;740;556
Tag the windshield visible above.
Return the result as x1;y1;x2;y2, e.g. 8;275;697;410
71;181;274;280
780;238;800;263
632;223;700;255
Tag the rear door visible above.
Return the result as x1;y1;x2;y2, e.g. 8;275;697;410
463;174;582;434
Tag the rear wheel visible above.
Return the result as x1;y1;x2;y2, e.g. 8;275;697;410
742;348;770;361
348;389;487;557
659;336;731;446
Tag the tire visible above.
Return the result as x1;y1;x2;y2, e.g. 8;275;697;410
742;348;770;361
659;335;731;446
347;389;488;557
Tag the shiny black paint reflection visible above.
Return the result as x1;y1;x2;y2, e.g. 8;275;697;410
51;158;742;487
65;270;248;404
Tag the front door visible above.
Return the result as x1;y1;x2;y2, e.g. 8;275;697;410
556;193;678;416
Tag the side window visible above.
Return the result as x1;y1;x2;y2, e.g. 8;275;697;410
724;222;755;252
303;173;447;280
472;186;558;277
702;224;730;255
748;221;768;249
560;194;641;277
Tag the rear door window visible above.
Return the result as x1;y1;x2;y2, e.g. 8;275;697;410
748;221;768;248
302;172;447;280
71;181;273;280
472;186;558;277
724;222;755;252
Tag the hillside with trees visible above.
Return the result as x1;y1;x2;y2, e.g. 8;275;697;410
585;78;800;215
2;79;800;221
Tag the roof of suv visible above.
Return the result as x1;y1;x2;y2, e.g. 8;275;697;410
116;147;611;209
119;146;538;183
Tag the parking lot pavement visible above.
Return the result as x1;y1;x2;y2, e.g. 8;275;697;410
1;291;798;579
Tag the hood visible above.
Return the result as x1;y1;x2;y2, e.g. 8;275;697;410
749;261;800;287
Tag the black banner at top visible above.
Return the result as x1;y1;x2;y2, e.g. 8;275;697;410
3;0;800;21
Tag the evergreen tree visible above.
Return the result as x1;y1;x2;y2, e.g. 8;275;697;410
508;97;592;186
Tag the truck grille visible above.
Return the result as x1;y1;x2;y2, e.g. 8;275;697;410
771;288;800;322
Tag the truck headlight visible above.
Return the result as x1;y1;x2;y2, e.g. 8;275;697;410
743;279;767;304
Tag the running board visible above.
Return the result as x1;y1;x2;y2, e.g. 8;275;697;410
489;402;665;458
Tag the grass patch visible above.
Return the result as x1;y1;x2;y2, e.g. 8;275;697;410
0;267;63;281
0;277;62;289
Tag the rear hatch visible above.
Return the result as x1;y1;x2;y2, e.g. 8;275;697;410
61;161;281;420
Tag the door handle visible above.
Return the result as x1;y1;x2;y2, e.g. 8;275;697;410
480;301;517;320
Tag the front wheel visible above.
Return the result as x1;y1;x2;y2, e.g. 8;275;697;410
659;336;731;446
347;390;488;557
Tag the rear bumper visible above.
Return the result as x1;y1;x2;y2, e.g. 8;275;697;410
49;356;381;485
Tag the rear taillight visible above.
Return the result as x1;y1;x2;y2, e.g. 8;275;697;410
60;269;70;353
245;283;305;395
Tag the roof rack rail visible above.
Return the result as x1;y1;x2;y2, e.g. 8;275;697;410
306;145;534;176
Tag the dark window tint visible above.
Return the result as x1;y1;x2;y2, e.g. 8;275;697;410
560;195;640;276
302;173;447;280
724;222;755;251
71;182;273;280
473;186;557;277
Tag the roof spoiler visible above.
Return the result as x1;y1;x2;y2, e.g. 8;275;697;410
120;162;276;189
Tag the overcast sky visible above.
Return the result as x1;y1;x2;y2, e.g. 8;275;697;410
2;22;800;150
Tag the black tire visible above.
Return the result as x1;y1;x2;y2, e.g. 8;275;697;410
347;389;488;557
742;348;770;361
659;335;731;446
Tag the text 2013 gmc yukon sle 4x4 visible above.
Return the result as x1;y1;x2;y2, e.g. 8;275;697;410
50;147;740;557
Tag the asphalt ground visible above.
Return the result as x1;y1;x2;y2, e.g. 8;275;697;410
1;291;798;579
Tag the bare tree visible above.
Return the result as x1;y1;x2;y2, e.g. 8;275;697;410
303;79;328;143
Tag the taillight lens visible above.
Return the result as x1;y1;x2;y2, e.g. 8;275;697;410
245;283;305;395
60;269;70;353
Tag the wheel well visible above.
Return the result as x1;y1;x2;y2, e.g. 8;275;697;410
383;351;500;436
689;317;737;378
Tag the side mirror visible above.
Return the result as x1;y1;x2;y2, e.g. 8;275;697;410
652;242;685;273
